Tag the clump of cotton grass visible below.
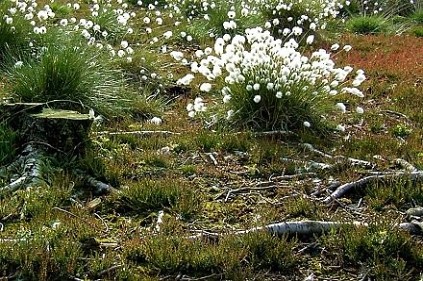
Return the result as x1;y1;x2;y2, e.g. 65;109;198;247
88;9;131;43
0;0;130;65
258;0;344;43
186;27;365;135
341;0;416;17
173;0;264;42
0;1;35;64
170;0;207;20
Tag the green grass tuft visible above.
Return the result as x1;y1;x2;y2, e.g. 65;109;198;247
346;16;390;34
118;178;201;218
321;223;423;280
125;231;299;278
7;31;123;117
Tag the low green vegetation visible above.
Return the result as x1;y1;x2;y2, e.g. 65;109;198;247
0;0;423;279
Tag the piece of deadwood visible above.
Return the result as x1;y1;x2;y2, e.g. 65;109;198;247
189;220;423;239
29;108;93;155
323;171;423;204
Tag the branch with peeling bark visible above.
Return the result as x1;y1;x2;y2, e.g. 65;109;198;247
74;169;118;195
189;220;423;240
323;170;423;204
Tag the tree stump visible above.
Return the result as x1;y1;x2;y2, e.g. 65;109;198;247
1;102;92;154
1;102;114;194
29;108;93;156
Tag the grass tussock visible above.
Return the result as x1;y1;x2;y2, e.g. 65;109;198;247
7;32;124;117
321;224;423;280
117;177;201;218
125;231;299;279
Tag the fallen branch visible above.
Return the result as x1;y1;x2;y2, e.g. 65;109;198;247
323;171;423;204
270;173;317;181
236;221;366;235
395;158;417;172
301;143;375;169
341;157;375;169
381;109;409;120
75;169;117;195
280;157;334;171
96;264;123;278
223;185;276;202
232;130;293;137
406;207;423;217
190;220;423;239
1;176;26;193
253;130;293;136
301;143;333;159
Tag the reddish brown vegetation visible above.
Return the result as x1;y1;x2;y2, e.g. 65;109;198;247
335;34;423;83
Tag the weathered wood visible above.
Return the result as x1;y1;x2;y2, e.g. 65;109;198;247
2;103;93;155
323;171;423;204
0;103;45;121
29;108;93;155
189;220;423;240
75;169;117;195
1;145;44;192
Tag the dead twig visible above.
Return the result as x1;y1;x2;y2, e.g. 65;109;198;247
301;143;375;169
222;186;277;202
155;210;165;232
69;276;84;281
180;273;221;281
381;109;409;120
95;130;180;136
96;264;122;278
52;207;100;230
205;153;218;166
94;213;109;232
0;271;19;280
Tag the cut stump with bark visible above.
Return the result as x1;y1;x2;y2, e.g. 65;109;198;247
29;108;93;155
1;102;114;194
